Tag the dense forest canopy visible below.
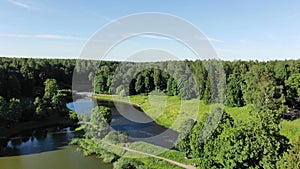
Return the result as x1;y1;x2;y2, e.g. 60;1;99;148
0;57;299;118
0;57;300;168
74;58;300;109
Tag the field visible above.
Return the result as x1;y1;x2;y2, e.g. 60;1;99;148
96;94;300;143
92;94;300;167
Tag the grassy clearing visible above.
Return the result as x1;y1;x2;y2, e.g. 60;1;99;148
280;118;300;142
72;138;191;169
90;94;300;168
95;94;300;143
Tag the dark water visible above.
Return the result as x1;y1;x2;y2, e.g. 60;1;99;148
0;127;74;157
67;98;178;149
0;127;113;169
0;98;177;169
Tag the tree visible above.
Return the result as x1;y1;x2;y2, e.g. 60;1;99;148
51;90;69;115
92;106;112;124
135;74;144;94
199;117;288;168
166;78;173;96
34;97;47;117
113;157;145;169
189;107;233;159
84;106;111;139
226;73;244;107
43;79;58;100
103;131;128;144
203;78;212;104
279;136;300;169
285;73;300;109
153;69;162;90
176;119;195;157
0;96;7;121
7;98;22;124
0;96;22;124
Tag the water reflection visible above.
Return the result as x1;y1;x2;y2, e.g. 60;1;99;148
0;127;74;157
67;99;178;149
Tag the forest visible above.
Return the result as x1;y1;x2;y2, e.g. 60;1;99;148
0;57;300;168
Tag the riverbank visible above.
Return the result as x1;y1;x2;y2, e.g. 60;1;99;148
71;137;192;169
73;94;300;168
0;146;112;169
0;114;76;139
95;94;300;143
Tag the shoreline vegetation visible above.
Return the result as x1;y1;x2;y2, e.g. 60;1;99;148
2;94;299;168
94;94;300;142
0;57;299;168
0;114;75;139
79;94;300;168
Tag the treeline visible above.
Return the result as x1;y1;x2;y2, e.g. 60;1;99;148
90;59;300;109
1;57;299;126
0;57;76;126
2;57;299;109
0;57;75;99
1;57;299;168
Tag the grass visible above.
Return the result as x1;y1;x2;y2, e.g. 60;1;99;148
95;94;300;143
96;94;252;131
120;141;193;168
72;137;190;169
280;118;300;142
93;94;300;168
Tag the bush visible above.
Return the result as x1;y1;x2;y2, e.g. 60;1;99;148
113;157;147;169
104;131;128;144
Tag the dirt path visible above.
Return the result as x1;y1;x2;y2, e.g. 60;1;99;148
103;141;196;169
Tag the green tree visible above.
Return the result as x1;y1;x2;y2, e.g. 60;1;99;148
43;79;58;100
189;107;233;159
226;73;244;107
103;131;128;144
7;98;22;124
198;116;288;168
203;78;212;104
34;97;47;117
135;74;144;94
84;106;111;139
113;157;145;169
92;106;112;124
285;73;300;108
176;119;194;157
0;96;7;121
279;136;300;169
51;90;69;115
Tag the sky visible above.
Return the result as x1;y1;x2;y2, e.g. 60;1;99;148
0;0;300;61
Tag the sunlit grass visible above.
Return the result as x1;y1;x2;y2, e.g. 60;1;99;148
87;94;300;168
95;94;300;143
280;118;300;142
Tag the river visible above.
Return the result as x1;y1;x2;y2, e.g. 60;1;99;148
0;127;112;169
0;98;177;169
67;98;178;148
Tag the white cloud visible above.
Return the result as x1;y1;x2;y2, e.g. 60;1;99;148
194;35;224;43
0;33;85;40
35;34;84;40
139;34;172;40
207;37;225;43
7;0;33;9
139;34;224;43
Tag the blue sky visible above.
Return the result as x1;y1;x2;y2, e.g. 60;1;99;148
0;0;300;61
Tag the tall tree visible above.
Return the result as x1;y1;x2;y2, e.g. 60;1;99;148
285;73;300;109
43;79;58;100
